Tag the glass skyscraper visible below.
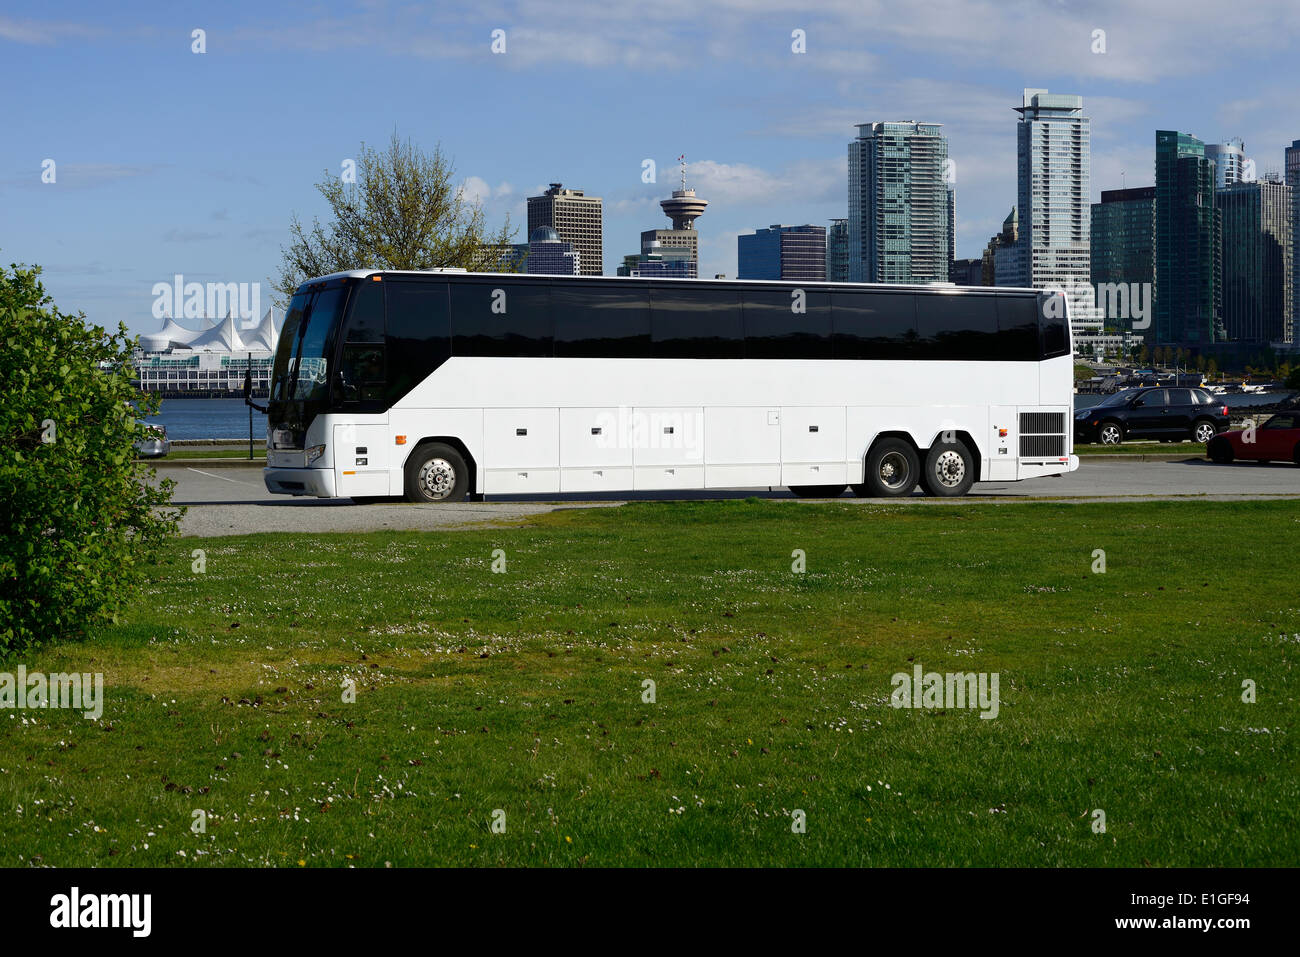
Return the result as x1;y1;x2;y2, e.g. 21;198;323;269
1154;131;1221;347
1286;140;1300;345
826;218;849;282
1001;90;1098;333
1090;186;1155;325
847;121;950;284
1206;139;1248;190
1216;179;1293;344
737;224;827;281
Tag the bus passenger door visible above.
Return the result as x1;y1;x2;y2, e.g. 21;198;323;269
334;422;391;498
781;407;847;486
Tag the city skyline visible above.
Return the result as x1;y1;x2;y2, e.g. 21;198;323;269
4;0;1300;339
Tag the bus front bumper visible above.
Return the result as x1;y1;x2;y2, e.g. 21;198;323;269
263;467;336;498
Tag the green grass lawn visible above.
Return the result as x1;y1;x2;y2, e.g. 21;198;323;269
3;500;1296;867
146;449;265;461
1075;441;1207;456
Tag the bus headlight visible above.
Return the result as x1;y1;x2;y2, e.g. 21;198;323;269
305;444;326;466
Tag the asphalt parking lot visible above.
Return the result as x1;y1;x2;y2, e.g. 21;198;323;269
160;457;1300;537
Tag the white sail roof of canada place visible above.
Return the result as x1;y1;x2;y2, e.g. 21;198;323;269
140;309;280;354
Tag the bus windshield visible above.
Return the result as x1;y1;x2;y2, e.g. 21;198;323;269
272;285;346;402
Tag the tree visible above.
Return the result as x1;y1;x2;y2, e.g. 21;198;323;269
1286;366;1300;390
275;133;517;304
1207;357;1219;379
1;261;183;654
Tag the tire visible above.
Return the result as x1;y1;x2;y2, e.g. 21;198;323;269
403;442;469;503
1192;419;1218;444
920;437;976;497
853;438;920;498
1294;442;1300;467
1097;421;1124;446
1207;437;1233;464
788;485;847;498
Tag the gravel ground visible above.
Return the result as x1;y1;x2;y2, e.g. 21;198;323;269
161;459;1300;538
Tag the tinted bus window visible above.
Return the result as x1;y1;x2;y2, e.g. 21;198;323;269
338;280;386;404
996;295;1040;361
916;293;999;360
343;280;385;342
1039;292;1070;358
553;281;652;357
450;280;552;356
743;288;831;359
831;290;917;359
385;280;450;404
651;287;744;358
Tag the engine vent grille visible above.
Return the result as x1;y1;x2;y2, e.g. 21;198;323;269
1020;412;1066;435
1019;411;1067;458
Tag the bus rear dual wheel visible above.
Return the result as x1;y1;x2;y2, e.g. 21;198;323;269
848;437;974;498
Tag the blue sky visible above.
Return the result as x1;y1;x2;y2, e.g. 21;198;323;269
3;0;1298;339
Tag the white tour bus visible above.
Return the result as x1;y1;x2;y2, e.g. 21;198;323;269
261;270;1077;502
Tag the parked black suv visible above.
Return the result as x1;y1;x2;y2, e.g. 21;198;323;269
1075;387;1230;445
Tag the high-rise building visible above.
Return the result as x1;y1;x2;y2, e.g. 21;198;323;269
1206;138;1247;190
1286;140;1300;344
1090;186;1155;327
522;226;581;275
847;121;950;283
1002;89;1098;332
473;243;528;272
1154;131;1221;347
640;229;698;278
616;243;694;278
1216;179;1293;344
826;218;849;282
981;207;1018;286
950;258;982;286
474;227;581;275
947;187;956;281
737;224;826;281
527;183;604;276
636;169;708;279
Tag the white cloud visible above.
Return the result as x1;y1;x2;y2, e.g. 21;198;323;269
689;157;843;207
0;15;100;44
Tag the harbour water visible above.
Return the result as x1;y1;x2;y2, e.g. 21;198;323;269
146;397;268;441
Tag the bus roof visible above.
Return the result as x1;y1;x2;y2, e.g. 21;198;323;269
300;269;1045;297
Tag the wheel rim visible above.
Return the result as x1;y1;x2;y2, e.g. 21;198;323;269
1195;423;1215;443
878;451;912;490
934;450;965;488
419;457;456;500
1100;425;1121;445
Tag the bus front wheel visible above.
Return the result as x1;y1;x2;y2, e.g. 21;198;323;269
404;442;470;503
920;438;975;497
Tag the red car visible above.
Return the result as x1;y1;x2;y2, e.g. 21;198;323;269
1207;412;1300;465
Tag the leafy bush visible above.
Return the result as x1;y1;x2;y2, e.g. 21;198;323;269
0;262;183;654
